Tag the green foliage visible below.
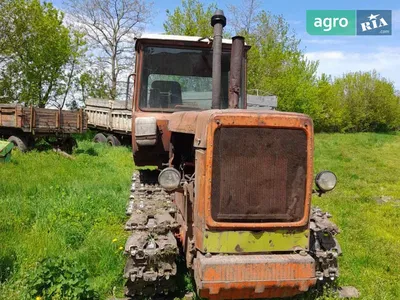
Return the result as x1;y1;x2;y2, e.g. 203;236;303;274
234;10;320;117
0;142;132;299
24;257;99;299
333;71;399;132
78;70;110;101
164;0;216;37
0;0;85;107
310;71;400;132
163;1;400;132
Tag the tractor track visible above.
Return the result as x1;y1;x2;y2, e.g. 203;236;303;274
123;170;180;298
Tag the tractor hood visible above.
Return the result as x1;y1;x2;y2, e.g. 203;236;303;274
167;109;313;149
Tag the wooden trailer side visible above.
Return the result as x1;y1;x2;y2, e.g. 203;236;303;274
0;105;24;129
0;104;87;134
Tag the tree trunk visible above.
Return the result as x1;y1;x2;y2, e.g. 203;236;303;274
111;51;117;100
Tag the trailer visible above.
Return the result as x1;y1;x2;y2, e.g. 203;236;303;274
85;98;132;146
0;104;87;153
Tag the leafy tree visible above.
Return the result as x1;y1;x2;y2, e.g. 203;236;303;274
229;4;319;115
78;70;110;101
332;71;400;132
309;74;346;132
164;0;216;37
0;0;84;108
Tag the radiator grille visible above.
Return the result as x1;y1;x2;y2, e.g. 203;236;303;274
211;127;307;222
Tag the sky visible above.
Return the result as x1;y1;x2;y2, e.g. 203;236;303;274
52;0;400;89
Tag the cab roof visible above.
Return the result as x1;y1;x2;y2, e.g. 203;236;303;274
135;34;250;50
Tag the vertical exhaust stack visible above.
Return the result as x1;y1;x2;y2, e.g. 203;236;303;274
228;36;245;109
211;9;226;109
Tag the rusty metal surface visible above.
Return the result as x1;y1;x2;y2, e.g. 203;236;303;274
192;109;313;149
0;104;87;134
228;36;245;109
167;109;313;149
211;10;226;109
131;111;171;167
193;110;314;230
194;253;316;299
211;127;307;222
167;111;199;134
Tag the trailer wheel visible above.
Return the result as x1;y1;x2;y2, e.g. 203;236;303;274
61;137;77;154
93;133;107;143
107;135;121;146
8;136;28;152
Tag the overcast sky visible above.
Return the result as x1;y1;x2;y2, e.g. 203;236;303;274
53;0;400;89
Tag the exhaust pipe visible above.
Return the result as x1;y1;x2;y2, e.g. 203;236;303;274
228;36;245;109
211;9;226;109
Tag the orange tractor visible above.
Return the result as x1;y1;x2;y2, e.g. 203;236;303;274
124;10;341;299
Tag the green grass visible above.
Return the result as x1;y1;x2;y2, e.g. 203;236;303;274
0;141;133;299
0;133;399;299
311;133;400;300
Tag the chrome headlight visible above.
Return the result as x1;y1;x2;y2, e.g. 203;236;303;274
315;171;337;192
158;167;181;191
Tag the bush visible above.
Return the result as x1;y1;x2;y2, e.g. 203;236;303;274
24;257;99;299
311;71;400;132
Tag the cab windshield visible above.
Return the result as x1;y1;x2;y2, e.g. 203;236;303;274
139;46;241;112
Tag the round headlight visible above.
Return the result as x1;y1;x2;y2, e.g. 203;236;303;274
315;171;337;192
158;167;181;191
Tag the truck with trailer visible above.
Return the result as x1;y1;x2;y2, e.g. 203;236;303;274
0;104;87;153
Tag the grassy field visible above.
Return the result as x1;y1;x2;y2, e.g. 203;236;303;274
0;133;399;299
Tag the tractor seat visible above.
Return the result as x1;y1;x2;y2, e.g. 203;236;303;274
149;80;182;108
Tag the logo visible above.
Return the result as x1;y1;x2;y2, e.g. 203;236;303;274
306;10;356;35
307;10;392;36
357;10;392;35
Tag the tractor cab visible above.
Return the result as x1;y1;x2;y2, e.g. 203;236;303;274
134;34;250;113
131;34;250;167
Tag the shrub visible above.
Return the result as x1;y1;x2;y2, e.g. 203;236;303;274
24;257;99;299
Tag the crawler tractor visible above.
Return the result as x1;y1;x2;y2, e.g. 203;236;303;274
124;10;341;299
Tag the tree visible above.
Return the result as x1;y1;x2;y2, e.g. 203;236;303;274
230;5;319;115
49;31;87;109
332;71;400;132
227;0;260;36
0;0;84;108
64;0;152;100
163;0;216;37
77;70;110;102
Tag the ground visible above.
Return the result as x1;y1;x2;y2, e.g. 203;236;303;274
0;133;399;299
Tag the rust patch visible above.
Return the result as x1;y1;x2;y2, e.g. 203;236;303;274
235;244;243;252
211;127;307;222
194;253;316;299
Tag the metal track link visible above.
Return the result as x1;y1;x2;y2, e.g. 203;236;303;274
124;170;180;298
310;207;342;282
